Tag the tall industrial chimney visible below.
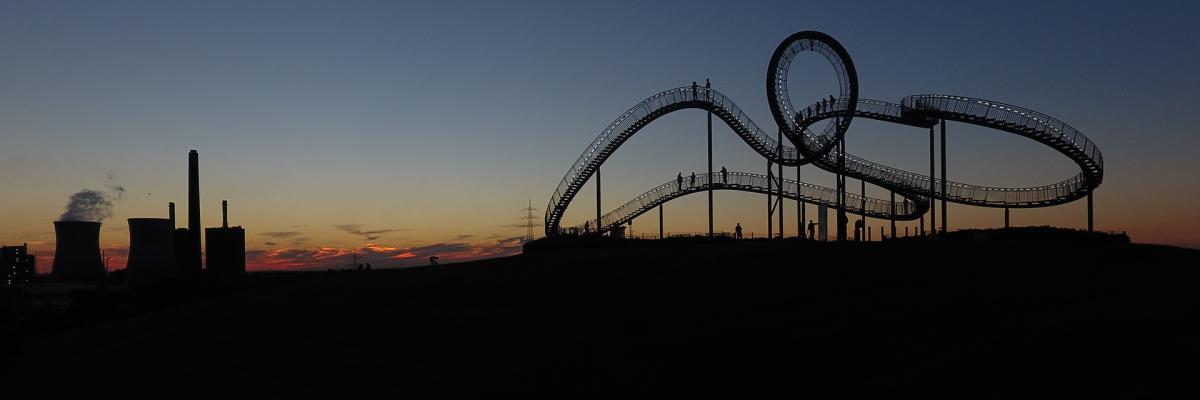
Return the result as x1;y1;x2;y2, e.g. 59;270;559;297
50;221;105;283
188;150;201;271
222;200;228;228
126;218;178;287
168;202;176;228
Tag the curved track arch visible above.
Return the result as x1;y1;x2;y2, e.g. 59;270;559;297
565;171;924;235
546;31;1103;236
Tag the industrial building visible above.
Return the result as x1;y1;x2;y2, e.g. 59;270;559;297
205;200;245;281
2;243;37;285
45;149;247;287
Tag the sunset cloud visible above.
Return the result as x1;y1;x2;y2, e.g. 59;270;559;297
335;224;404;241
261;231;303;239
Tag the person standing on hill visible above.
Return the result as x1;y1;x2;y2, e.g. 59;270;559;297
735;223;743;239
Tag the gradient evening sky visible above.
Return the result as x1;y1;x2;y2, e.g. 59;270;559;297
2;1;1198;270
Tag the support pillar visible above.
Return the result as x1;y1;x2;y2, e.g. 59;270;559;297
659;204;664;239
767;159;774;239
860;179;866;241
890;191;896;239
1004;207;1010;229
929;126;936;236
836;137;847;241
941;119;947;234
777;132;784;238
798;165;804;238
707;99;713;238
595;167;601;236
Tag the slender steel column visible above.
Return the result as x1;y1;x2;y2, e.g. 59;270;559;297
889;191;896;239
767;159;773;238
941;119;947;234
595;167;601;236
837;137;847;241
1004;207;1010;228
929;126;936;235
797;165;804;238
859;179;865;241
1088;190;1094;232
707;100;714;238
659;204;664;239
777;138;784;238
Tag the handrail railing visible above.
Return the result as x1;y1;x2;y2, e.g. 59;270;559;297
568;171;923;234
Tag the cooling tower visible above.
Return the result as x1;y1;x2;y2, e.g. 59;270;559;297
126;218;178;287
51;221;105;283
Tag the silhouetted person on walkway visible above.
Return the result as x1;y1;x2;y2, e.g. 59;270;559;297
692;81;698;100
429;256;439;266
584;221;590;235
820;98;827;112
854;219;864;241
735;223;743;239
677;173;683;191
721;166;728;184
690;172;696;188
829;95;836;110
808;220;816;240
705;79;711;100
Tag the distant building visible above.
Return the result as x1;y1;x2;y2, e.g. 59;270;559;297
2;243;37;285
205;227;245;281
205;200;246;282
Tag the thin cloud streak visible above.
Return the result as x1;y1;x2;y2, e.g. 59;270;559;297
335;224;405;241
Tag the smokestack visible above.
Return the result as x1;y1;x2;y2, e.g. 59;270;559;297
168;202;176;228
50;221;105;283
222;200;228;228
126;218;178;287
188;150;201;270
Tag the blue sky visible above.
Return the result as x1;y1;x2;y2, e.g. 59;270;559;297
1;0;1198;267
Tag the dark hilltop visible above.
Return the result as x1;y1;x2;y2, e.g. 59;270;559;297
3;228;1198;397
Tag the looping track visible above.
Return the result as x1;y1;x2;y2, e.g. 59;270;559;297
546;31;1103;236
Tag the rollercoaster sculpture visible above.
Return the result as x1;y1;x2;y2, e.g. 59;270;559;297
546;31;1104;239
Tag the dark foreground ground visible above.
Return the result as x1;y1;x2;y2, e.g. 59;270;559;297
4;235;1199;397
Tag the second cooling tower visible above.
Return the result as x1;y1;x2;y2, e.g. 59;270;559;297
126;218;178;287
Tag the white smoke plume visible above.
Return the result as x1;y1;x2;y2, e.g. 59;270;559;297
59;189;115;222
